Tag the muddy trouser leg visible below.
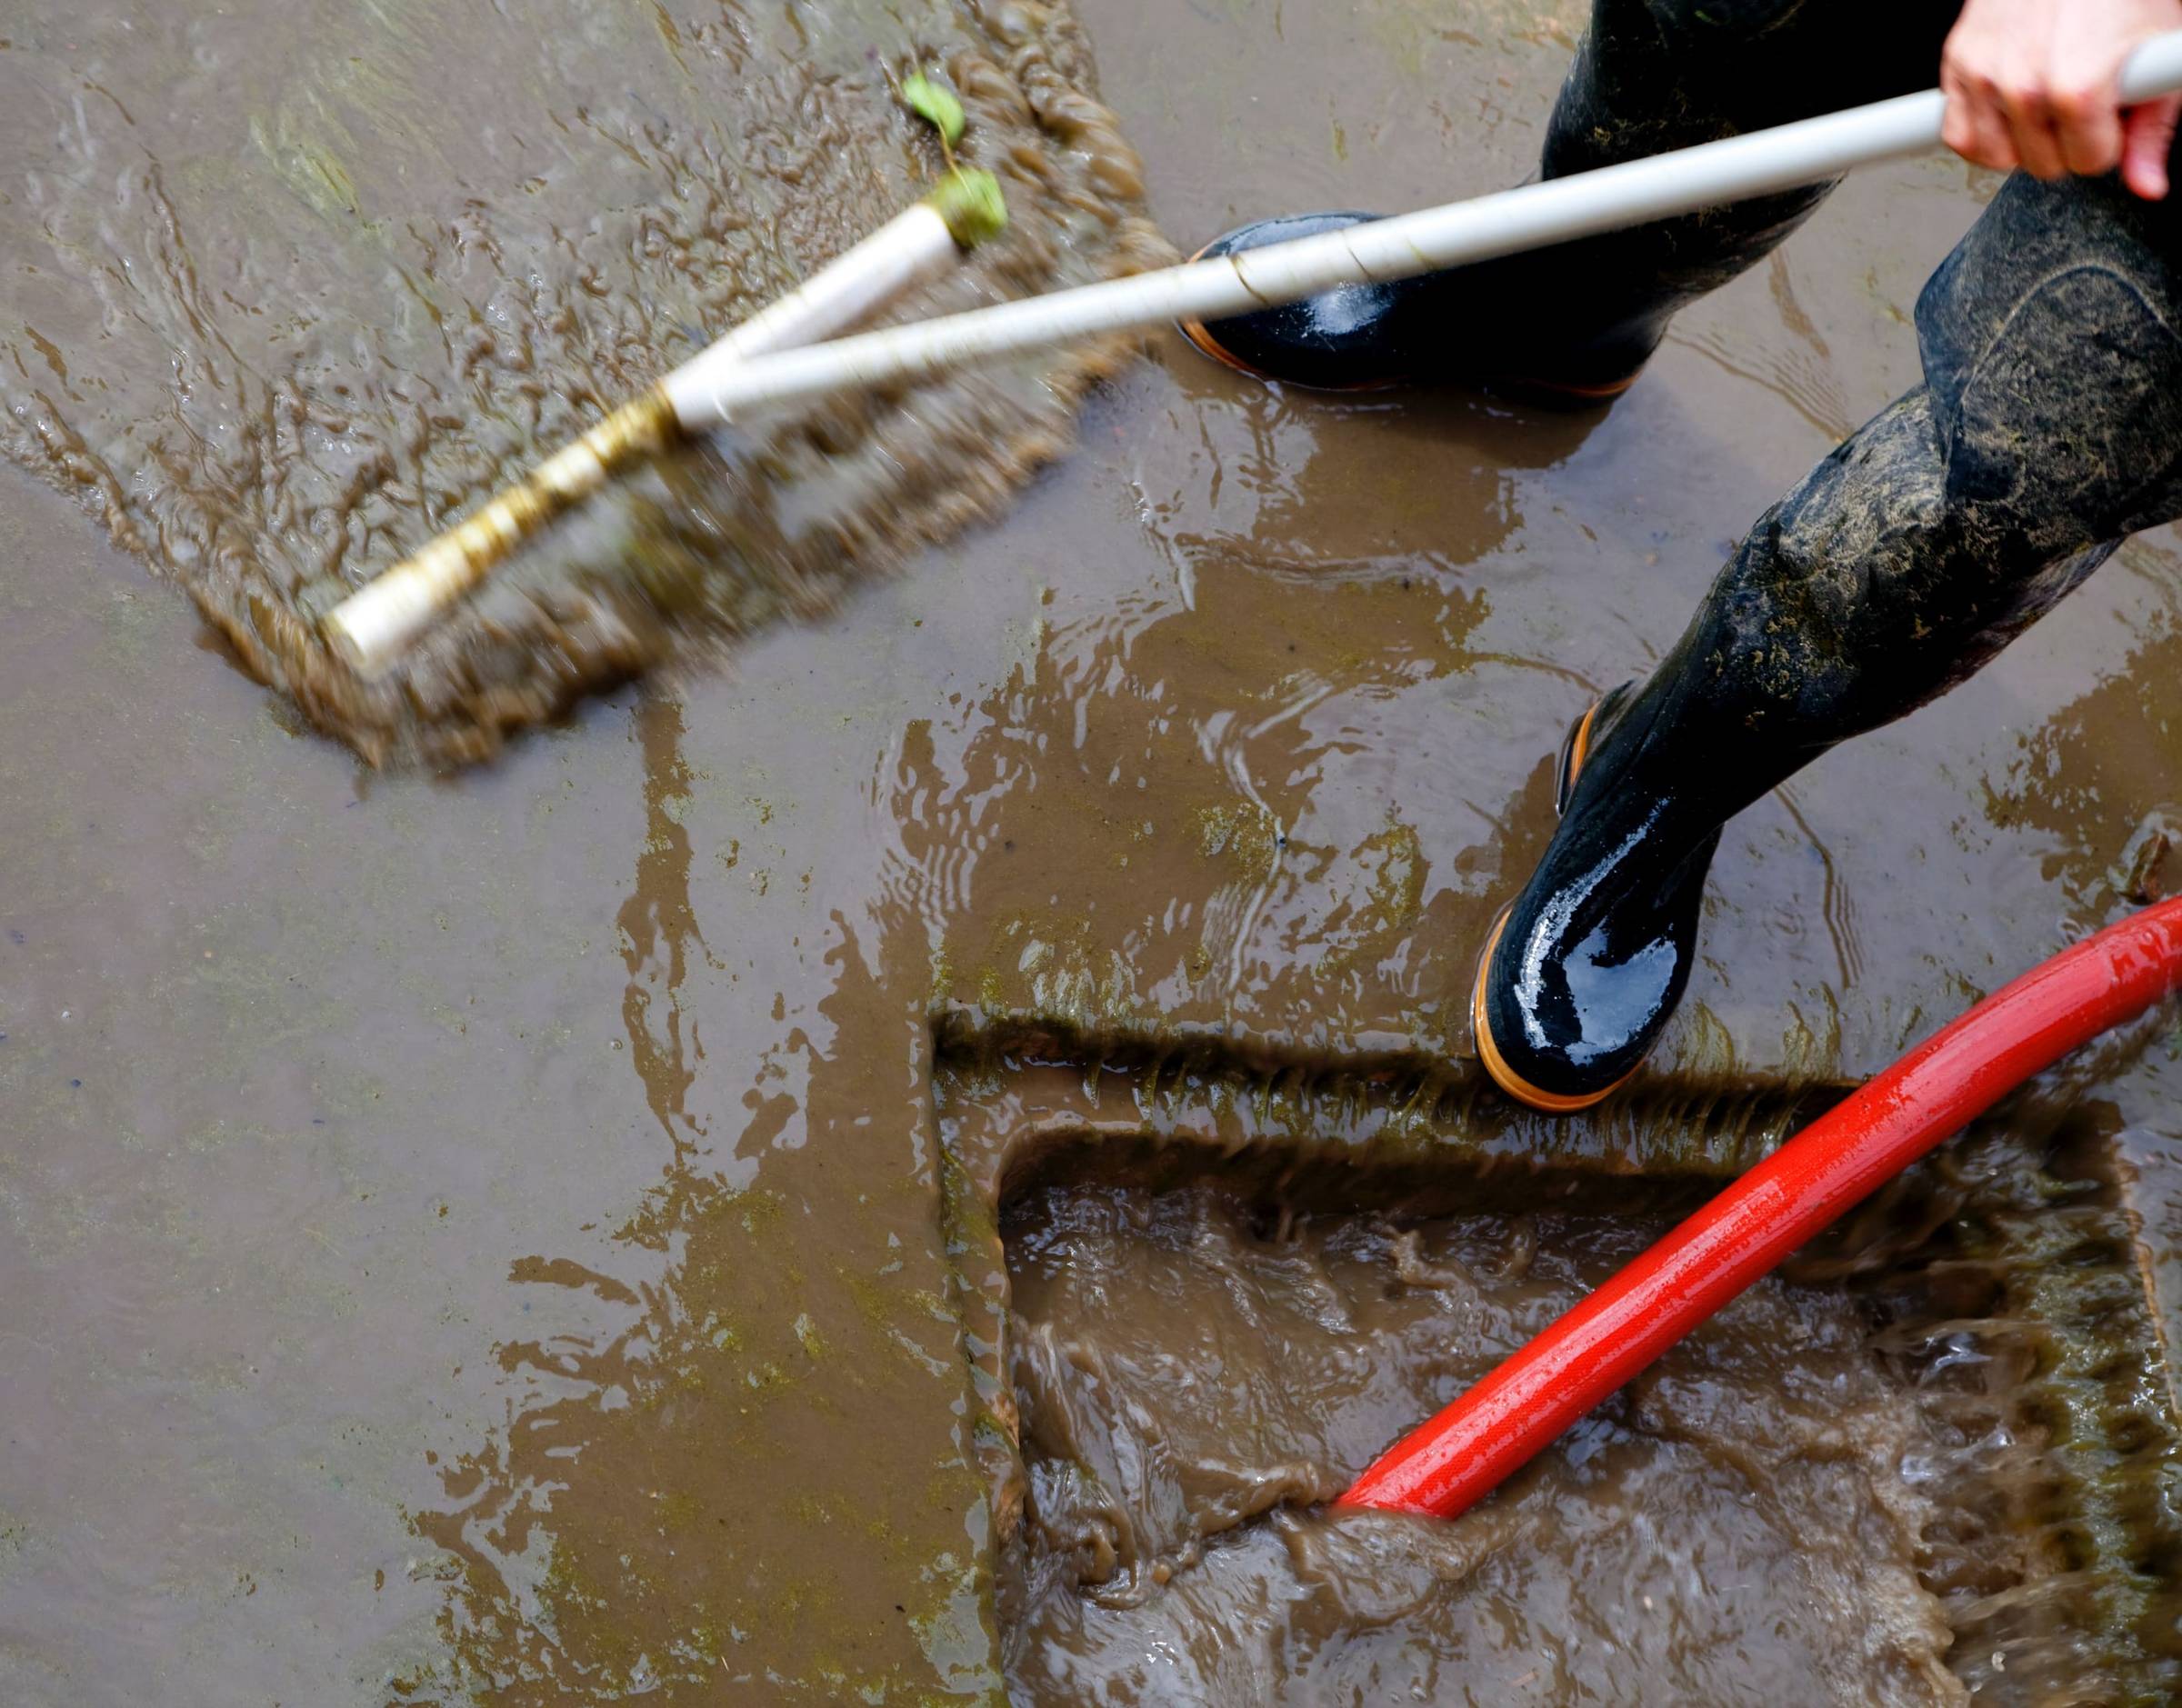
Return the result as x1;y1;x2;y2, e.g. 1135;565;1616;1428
1406;0;1962;384
1478;167;2182;1106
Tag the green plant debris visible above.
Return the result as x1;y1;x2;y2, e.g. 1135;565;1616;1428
926;166;1007;247
900;72;966;148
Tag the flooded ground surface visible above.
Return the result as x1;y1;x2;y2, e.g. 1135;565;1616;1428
949;1065;2177;1704
999;1172;1958;1705
0;0;1164;766
5;0;2182;1703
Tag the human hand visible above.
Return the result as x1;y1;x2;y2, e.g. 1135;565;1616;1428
1942;0;2182;198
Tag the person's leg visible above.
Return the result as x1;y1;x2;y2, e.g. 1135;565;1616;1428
1476;165;2182;1109
1184;0;1957;395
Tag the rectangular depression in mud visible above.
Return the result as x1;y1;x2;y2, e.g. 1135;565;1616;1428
936;1054;2182;1706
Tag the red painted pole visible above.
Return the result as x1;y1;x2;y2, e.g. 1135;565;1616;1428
1340;898;2182;1521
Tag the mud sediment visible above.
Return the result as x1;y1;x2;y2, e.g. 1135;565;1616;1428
0;0;1168;766
8;0;2182;1701
940;1057;2182;1704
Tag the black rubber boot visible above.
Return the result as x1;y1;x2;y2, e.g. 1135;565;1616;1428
1180;0;1956;397
1178;213;1660;400
1178;213;1429;393
1473;150;2182;1109
1474;674;1730;1111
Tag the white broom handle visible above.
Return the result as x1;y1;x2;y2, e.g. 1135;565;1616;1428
660;201;960;425
677;30;2182;426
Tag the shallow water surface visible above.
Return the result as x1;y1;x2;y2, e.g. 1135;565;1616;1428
5;0;2182;1703
0;0;1164;765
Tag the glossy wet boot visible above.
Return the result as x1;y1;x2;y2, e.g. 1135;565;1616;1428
1180;0;1954;395
1179;213;1426;392
1474;681;1727;1110
1475;153;2182;1110
1178;213;1670;398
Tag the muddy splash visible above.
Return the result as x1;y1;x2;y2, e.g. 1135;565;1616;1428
0;0;1166;766
944;1060;2182;1705
1002;1176;1957;1705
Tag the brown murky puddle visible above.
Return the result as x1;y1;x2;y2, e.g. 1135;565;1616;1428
5;0;2182;1703
946;1060;2177;1703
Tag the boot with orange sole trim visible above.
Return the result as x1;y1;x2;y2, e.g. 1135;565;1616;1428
1178;213;1656;401
1470;145;2182;1113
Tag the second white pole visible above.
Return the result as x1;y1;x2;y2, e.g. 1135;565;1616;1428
325;197;972;676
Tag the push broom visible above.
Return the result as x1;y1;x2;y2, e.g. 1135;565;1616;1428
325;171;1006;674
330;30;2182;678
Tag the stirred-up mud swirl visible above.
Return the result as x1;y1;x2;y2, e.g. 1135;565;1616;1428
936;1057;2182;1705
0;0;1169;766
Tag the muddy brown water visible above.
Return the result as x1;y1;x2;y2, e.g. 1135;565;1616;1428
1000;1171;1957;1703
0;0;1166;768
5;0;2182;1703
951;1065;2176;1704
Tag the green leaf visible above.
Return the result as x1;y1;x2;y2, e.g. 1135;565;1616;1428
926;168;1007;247
900;72;966;147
